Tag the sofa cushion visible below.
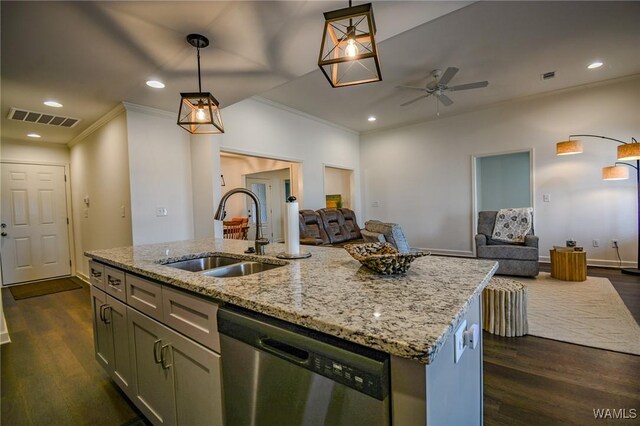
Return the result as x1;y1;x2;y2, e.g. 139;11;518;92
477;245;538;261
299;210;329;245
339;208;362;239
364;220;411;253
318;208;351;244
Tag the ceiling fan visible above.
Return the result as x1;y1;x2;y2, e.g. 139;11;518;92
397;67;488;107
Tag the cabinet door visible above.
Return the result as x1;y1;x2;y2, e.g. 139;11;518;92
105;295;131;397
91;286;112;371
127;307;176;425
168;325;224;425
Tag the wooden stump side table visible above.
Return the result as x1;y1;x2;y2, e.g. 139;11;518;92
550;249;587;281
482;278;528;337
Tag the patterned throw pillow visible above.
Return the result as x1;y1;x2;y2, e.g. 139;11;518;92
491;208;533;243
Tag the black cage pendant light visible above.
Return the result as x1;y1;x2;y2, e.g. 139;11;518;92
177;34;224;134
318;1;381;88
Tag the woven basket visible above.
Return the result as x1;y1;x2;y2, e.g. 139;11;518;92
344;242;429;275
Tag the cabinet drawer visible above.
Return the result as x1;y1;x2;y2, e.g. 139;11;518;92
126;274;163;321
104;266;126;302
162;286;220;352
89;260;105;291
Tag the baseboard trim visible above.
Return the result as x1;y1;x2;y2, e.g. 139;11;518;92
538;255;634;269
0;314;10;345
76;272;89;285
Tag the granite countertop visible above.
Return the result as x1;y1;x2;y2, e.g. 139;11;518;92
86;239;497;364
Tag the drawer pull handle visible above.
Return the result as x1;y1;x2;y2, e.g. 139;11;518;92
160;344;172;369
103;306;112;324
153;340;162;364
91;269;102;279
99;304;107;322
108;276;121;287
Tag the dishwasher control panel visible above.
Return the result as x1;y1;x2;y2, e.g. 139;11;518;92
310;352;385;400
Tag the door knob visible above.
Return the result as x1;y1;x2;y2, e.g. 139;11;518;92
1;232;7;237
1;223;6;228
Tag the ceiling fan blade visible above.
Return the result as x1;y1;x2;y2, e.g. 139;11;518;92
400;94;430;107
438;94;454;106
396;85;427;91
448;81;489;91
438;67;459;85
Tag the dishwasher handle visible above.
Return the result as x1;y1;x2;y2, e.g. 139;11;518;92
259;337;310;364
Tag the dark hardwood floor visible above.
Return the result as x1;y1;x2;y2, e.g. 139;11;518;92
1;281;146;426
1;266;638;425
483;265;640;425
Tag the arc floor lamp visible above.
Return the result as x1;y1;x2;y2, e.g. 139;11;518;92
557;134;640;275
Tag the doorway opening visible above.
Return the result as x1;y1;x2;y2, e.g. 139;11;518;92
472;150;534;248
220;152;301;242
323;165;354;209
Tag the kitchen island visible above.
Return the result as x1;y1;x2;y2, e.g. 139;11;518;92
86;238;497;425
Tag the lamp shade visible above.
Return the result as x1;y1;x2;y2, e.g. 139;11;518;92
318;3;381;88
617;143;640;161
556;140;583;155
602;165;629;180
177;92;224;134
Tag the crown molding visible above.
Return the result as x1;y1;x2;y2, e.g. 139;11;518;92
251;96;359;136
122;101;176;119
67;103;125;147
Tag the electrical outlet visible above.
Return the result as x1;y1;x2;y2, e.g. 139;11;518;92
592;239;600;247
611;239;618;248
454;320;467;363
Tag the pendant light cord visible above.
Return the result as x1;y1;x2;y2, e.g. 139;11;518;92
197;46;202;93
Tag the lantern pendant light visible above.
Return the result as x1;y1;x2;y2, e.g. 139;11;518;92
318;1;381;88
177;34;224;134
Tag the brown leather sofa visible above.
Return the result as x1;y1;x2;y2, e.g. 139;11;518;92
299;208;362;246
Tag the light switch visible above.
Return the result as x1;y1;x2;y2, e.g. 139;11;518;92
454;320;467;363
83;209;89;218
371;201;379;207
464;324;480;350
543;194;551;202
156;207;168;217
120;205;126;218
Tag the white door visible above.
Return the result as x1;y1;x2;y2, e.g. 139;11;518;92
0;163;71;285
245;178;273;241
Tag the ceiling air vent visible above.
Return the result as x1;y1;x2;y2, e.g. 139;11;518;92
7;107;80;128
541;71;555;81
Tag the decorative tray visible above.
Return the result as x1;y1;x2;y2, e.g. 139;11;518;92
344;242;429;275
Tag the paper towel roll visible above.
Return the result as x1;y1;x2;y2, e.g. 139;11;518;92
284;198;300;255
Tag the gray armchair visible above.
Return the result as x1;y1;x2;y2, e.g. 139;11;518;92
475;211;539;277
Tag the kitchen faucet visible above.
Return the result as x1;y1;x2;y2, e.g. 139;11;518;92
214;188;269;255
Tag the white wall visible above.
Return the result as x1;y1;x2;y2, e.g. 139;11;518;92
360;76;640;266
1;139;70;164
70;110;132;278
125;105;195;245
191;135;223;239
324;166;353;209
219;97;362;218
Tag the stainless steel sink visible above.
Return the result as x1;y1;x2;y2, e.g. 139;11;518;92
165;256;242;272
202;261;283;278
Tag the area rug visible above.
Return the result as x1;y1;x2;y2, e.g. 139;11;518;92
9;277;83;300
511;272;640;356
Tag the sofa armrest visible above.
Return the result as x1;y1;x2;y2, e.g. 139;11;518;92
361;229;385;243
475;234;487;247
524;235;539;248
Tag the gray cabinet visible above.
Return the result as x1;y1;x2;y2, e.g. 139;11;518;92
128;307;223;426
90;286;132;397
90;262;223;426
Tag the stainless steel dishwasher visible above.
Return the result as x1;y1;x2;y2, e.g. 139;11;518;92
218;306;390;426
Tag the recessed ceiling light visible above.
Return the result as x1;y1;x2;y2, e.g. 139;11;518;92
44;100;63;108
587;61;603;69
146;80;165;89
27;133;41;138
368;116;376;122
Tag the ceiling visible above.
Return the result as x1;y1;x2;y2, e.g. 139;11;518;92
2;2;638;144
0;1;469;144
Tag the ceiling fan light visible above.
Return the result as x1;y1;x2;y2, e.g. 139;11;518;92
602;165;629;180
617;143;640;161
556;140;583;155
318;3;381;88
